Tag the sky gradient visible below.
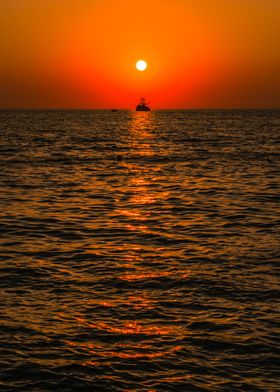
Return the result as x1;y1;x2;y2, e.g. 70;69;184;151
0;0;279;109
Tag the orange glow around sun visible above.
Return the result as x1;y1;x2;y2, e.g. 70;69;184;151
0;0;279;108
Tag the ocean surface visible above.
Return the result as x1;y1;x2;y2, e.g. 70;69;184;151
0;109;279;391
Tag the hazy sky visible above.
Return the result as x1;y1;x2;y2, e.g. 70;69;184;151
0;0;279;108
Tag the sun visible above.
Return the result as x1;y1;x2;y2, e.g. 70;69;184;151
136;60;147;71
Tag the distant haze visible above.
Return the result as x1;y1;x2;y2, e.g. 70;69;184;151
0;0;279;109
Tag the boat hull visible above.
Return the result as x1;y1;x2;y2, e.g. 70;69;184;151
136;105;151;111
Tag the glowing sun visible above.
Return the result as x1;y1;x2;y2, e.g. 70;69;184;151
136;60;147;71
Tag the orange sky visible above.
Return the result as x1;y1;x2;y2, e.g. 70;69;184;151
0;0;279;109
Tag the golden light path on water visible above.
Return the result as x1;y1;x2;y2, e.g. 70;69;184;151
65;112;189;365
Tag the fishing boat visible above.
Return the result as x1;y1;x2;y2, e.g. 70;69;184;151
136;97;151;111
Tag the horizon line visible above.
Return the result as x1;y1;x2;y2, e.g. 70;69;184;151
1;107;279;111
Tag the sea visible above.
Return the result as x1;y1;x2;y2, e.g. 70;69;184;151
0;109;279;391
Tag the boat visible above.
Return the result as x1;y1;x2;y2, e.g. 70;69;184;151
136;97;151;111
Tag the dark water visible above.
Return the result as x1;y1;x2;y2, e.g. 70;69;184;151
0;110;279;391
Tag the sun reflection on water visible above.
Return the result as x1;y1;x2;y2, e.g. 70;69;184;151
68;112;189;366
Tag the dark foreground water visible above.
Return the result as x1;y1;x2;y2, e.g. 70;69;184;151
0;110;279;391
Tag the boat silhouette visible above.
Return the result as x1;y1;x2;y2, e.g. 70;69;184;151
136;97;151;111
